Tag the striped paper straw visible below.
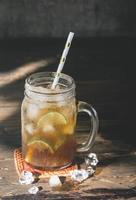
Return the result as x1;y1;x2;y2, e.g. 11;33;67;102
51;32;74;89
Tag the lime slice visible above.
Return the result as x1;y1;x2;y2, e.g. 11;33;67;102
37;111;67;128
27;138;54;154
36;112;67;151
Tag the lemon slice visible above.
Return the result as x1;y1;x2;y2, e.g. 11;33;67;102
37;111;67;128
27;138;54;154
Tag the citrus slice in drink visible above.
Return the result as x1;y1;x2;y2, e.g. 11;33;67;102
37;112;67;151
37;111;67;129
27;138;54;154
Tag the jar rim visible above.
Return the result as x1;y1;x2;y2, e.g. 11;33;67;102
25;72;75;95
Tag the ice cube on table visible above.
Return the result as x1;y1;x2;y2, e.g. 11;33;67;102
70;169;89;183
86;166;95;175
19;171;35;185
49;175;62;187
28;186;39;194
85;153;98;167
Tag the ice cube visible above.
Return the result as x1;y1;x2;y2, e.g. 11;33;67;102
28;186;39;194
49;175;62;187
70;169;89;183
86;166;95;176
19;171;35;185
85;153;98;167
25;123;35;135
43;124;55;133
27;104;39;121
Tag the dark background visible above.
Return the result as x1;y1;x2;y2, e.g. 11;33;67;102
0;0;135;146
0;0;136;38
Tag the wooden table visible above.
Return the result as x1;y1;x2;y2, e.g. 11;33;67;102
0;38;136;199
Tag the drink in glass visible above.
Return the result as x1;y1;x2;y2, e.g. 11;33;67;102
21;72;98;169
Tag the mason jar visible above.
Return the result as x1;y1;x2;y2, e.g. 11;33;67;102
21;72;98;169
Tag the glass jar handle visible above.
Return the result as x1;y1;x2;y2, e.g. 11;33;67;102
76;101;99;153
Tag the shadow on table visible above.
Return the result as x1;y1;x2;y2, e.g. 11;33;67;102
2;187;136;200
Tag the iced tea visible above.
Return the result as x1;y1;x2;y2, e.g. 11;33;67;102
22;94;76;169
21;72;98;169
